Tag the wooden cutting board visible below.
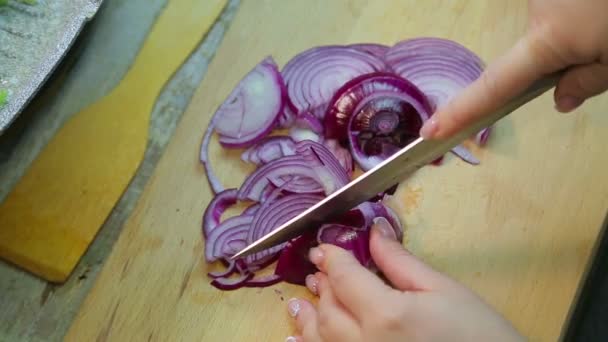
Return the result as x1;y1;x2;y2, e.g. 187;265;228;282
66;1;608;341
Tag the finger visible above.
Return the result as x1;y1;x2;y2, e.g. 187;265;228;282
554;63;608;112
370;217;452;291
420;33;559;139
309;244;394;317
305;274;320;296
285;336;303;342
288;298;320;341
315;273;360;340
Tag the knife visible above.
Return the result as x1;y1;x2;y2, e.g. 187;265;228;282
231;71;563;260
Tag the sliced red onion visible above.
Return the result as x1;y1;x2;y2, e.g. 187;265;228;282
282;45;386;117
317;224;372;267
247;194;324;263
274;231;319;285
241;136;296;165
323;139;354;176
210;272;254;291
289;128;322;143
202;188;238;238
211;57;286;148
289;112;324;142
243;203;261;215
296;140;350;188
199;121;224;194
208;260;236;279
278;106;297;128
269;176;324;195
237;155;320;201
349;43;389;58
205;215;252;262
244;274;283;288
451;145;480;165
386;37;492;160
385;37;484;110
297;111;324;134
476;127;492;146
324;72;432;141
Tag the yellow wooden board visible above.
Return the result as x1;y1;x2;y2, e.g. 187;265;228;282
0;0;227;282
66;1;608;341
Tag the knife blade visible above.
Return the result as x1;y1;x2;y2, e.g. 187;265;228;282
231;71;562;260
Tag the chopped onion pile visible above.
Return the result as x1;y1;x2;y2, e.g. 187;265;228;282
200;37;490;290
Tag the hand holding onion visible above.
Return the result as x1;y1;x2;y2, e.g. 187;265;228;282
421;0;608;140
286;219;525;342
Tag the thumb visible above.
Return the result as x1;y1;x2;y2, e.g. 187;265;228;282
420;34;558;139
369;218;449;291
554;63;608;112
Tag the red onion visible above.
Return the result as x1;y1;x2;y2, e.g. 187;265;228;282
247;194;324;263
211;273;254;290
237;155;320;201
205;215;252;262
317;224;371;267
289;112;324;142
278;106;297;128
349;43;389;58
274;231;319;285
241;136;296;165
199;121;225;194
321;72;432;171
323;139;354;176
270;176;324;195
296;140;350;189
385;37;484;109
451;145;480;165
213;57;286;148
324;72;432;141
282;46;386;117
202;189;238;238
476;127;492;146
208;260;236;279
200;37;493;291
385;37;492;146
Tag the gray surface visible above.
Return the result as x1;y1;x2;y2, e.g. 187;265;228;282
0;0;102;132
0;0;239;340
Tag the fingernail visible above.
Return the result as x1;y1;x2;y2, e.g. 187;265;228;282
373;217;396;240
309;247;324;265
287;298;301;317
420;118;439;139
285;337;298;342
305;274;319;295
556;96;583;113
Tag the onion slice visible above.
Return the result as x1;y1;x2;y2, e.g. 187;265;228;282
202;189;238;238
282;45;386;117
241;136;296;165
324;72;432;141
213;57;286;148
348;43;389;58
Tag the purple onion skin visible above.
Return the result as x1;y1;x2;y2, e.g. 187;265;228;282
324;71;432;142
274;231;319;285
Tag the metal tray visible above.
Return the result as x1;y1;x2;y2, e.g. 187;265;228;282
0;0;103;133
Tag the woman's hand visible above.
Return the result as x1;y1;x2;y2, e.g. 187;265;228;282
285;218;525;342
420;0;608;140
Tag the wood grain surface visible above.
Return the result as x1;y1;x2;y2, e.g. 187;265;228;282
66;1;608;341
